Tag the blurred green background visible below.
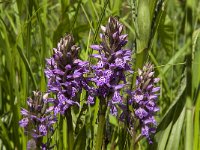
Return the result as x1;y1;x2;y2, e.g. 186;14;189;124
0;0;200;149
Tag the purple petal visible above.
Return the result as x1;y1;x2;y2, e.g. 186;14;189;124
114;50;123;56
141;125;150;137
73;71;82;78
154;78;160;83
135;108;148;119
91;54;102;59
39;124;47;136
113;31;119;39
49;86;60;92
115;58;125;68
54;107;60;115
90;45;102;50
19;118;29;127
133;93;144;103
46;58;54;66
73;59;82;64
149;95;158;100
97;61;104;68
114;84;125;90
110;105;118;116
46;106;54;113
153;107;160;112
21;108;29;116
119;34;128;41
53;69;65;75
147;84;153;90
87;95;95;105
144;116;157;125
104;70;113;78
96;76;107;86
152;87;160;92
65;64;71;70
111;91;122;104
119;40;128;47
145;101;155;111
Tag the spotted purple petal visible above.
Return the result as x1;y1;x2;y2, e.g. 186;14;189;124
135;108;148;119
19;118;29;127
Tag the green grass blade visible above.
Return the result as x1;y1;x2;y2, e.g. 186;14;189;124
73;125;86;150
165;107;185;150
192;28;200;150
151;72;186;149
16;46;38;89
161;40;190;75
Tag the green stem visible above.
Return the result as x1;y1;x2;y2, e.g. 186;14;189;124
185;54;193;150
185;0;194;149
95;104;106;150
130;131;135;150
58;117;63;150
65;109;74;150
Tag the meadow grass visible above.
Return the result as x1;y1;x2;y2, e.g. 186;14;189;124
0;0;200;149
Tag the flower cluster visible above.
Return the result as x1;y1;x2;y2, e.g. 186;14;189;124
19;17;160;147
129;63;160;143
19;91;56;149
45;35;89;115
89;17;132;114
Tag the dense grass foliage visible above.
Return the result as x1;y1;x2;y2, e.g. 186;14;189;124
0;0;200;149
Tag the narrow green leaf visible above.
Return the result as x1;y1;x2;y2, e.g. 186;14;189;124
81;4;95;33
192;28;200;150
16;46;38;89
74;125;86;150
109;114;118;126
162;40;190;75
150;72;186;149
166;107;185;150
158;15;174;55
0;118;12;149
